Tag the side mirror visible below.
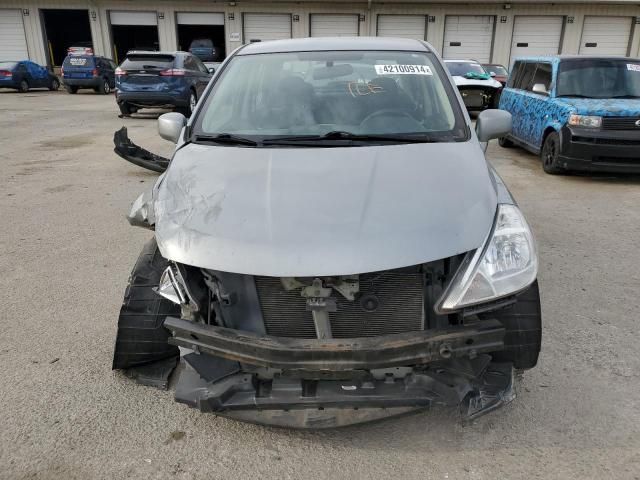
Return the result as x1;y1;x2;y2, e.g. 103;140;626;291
208;67;215;74
158;112;186;143
475;109;512;142
532;83;548;95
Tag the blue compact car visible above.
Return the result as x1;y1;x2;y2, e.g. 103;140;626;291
499;56;640;174
0;60;59;92
61;54;116;94
115;51;212;117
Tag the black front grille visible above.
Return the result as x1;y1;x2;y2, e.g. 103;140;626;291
593;156;640;165
602;117;640;131
572;136;640;146
255;272;424;339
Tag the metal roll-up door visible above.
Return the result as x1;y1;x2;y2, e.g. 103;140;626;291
243;13;291;42
510;16;564;65
110;11;157;26
579;16;633;56
310;14;359;37
177;13;224;26
377;15;426;41
0;9;29;59
443;16;495;63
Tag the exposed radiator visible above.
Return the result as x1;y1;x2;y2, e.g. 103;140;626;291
255;272;424;339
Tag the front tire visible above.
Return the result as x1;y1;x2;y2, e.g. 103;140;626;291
18;80;29;92
118;102;134;116
498;136;514;148
541;131;564;175
65;85;78;94
178;90;197;117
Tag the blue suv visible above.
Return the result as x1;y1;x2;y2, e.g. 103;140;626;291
499;56;640;174
115;51;212;117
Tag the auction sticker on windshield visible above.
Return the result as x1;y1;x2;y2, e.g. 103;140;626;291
375;65;432;75
627;64;640;72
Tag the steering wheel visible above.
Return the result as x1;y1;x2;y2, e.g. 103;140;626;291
360;108;416;127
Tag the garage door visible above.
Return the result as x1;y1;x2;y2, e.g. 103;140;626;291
0;9;29;60
243;13;291;42
443;16;495;63
377;15;426;41
177;13;224;26
579;16;633;56
310;14;359;37
510;16;564;65
110;11;157;26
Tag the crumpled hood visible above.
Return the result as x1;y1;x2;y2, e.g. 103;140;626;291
154;141;497;276
452;76;502;89
553;98;640;116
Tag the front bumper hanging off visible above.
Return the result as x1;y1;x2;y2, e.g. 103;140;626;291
165;317;515;428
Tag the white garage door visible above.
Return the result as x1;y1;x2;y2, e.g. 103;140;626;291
177;13;224;26
510;16;564;65
110;11;157;26
579;16;632;56
243;13;291;42
443;16;495;63
310;14;359;37
377;15;426;41
0;9;28;60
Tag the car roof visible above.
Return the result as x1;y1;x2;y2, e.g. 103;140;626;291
512;55;639;63
125;51;186;56
444;59;481;64
237;37;431;55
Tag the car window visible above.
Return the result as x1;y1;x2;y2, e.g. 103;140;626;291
120;54;175;71
485;65;508;76
195;50;467;142
183;56;199;72
63;55;94;68
192;56;209;74
528;63;552;92
557;58;640;99
507;61;522;88
445;62;486;76
0;62;17;70
191;39;213;48
515;63;537;90
108;60;117;70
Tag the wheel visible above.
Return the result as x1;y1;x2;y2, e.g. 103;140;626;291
18;80;29;93
119;102;133;116
178;90;197;117
479;281;542;370
49;78;60;91
541;131;564;174
65;85;78;94
498;136;514;148
112;237;180;369
98;78;111;94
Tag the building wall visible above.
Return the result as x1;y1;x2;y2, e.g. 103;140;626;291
2;0;639;67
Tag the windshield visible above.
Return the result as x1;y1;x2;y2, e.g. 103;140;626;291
445;62;486;77
120;54;175;71
557;59;640;98
194;50;466;144
484;64;508;76
191;39;213;48
63;56;94;68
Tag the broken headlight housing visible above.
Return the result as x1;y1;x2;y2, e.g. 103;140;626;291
438;204;537;312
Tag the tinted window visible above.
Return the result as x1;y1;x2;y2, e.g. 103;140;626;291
120;54;175;71
183;56;198;71
529;63;552;92
484;64;508;76
557;58;640;99
507;61;522;88
192;56;209;73
515;63;537;90
195;50;467;142
63;56;95;68
445;61;486;76
190;39;213;48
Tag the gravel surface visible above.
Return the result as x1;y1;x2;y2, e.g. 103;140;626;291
1;90;639;480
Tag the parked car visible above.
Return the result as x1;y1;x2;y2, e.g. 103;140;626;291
61;54;116;94
499;55;640;174
0;60;59;92
482;63;509;85
188;38;217;62
113;37;542;428
115;51;212;117
445;59;503;111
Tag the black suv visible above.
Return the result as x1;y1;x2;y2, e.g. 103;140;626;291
61;55;117;94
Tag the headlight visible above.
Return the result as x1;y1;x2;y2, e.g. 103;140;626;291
437;204;537;312
568;114;602;128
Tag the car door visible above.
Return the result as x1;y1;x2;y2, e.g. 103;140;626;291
26;61;49;87
508;62;538;145
107;60;117;87
521;62;553;148
185;55;211;97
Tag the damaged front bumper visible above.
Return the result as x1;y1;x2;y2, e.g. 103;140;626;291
164;317;514;427
113;127;170;173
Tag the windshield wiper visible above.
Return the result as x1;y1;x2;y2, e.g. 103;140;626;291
263;130;442;145
556;94;593;98
194;134;258;146
609;95;640;99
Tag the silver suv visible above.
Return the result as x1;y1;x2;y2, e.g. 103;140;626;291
113;37;541;428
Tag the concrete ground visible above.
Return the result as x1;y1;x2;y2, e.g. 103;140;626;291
1;89;639;480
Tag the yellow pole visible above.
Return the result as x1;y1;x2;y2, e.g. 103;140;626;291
48;41;55;67
114;45;118;65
